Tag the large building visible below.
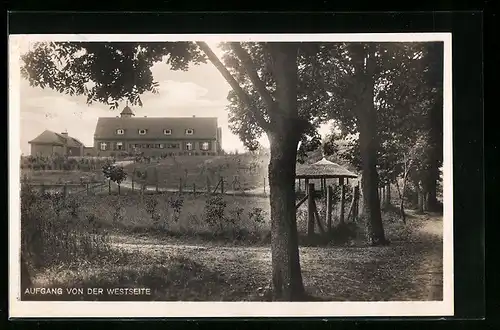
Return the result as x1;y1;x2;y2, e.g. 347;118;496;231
28;130;85;157
93;105;223;157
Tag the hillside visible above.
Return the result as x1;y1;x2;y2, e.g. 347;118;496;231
124;154;270;191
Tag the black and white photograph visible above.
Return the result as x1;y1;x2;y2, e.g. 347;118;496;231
9;33;453;318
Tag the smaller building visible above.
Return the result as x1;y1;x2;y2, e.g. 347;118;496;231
28;130;84;157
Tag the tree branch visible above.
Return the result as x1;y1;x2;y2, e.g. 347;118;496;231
196;42;271;131
229;42;277;112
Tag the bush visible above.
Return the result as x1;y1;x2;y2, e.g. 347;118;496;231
145;196;161;225
167;195;184;222
203;195;227;231
21;184;111;270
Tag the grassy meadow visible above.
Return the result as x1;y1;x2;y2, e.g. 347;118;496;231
19;155;443;302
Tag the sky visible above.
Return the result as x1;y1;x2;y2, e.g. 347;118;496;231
15;38;332;155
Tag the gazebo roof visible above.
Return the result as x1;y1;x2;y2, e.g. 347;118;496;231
296;158;358;179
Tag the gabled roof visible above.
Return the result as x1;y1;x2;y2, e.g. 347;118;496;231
28;130;84;147
296;158;358;179
94;117;218;140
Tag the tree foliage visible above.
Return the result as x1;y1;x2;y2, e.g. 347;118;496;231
221;42;330;154
21;42;206;108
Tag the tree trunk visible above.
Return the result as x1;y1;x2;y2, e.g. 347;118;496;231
395;179;407;224
202;41;305;300
416;181;425;214
356;52;388;246
385;183;391;207
268;130;305;301
423;164;440;211
267;43;305;301
424;96;443;212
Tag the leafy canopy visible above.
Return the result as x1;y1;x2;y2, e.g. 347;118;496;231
21;42;206;109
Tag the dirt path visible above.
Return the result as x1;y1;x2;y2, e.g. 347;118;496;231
109;211;444;301
414;213;444;301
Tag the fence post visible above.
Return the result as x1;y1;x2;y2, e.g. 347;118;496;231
108;180;111;195
155;167;159;193
86;183;89;195
307;183;315;237
131;168;135;192
193;183;196;196
220;177;224;195
263;177;266;195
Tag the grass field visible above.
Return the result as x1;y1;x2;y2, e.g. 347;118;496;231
21;169;104;185
23;197;444;301
19;158;444;302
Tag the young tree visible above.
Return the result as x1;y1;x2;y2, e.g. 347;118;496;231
102;162;127;195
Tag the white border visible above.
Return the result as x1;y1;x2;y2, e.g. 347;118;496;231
8;33;453;318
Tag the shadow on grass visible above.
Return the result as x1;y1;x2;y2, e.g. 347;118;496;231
23;254;248;301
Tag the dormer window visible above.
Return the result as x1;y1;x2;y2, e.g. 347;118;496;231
138;129;147;135
116;129;124;135
163;129;172;135
185;129;194;135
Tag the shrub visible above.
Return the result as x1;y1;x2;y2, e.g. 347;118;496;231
145;196;161;225
203;195;227;231
228;206;244;226
111;199;124;225
21;184;111;270
248;207;265;225
168;195;184;222
65;196;81;218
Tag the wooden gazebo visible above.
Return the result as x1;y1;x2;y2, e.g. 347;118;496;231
295;158;360;237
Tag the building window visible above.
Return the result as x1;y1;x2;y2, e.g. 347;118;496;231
100;142;107;151
154;144;160;148
168;143;179;149
163;129;172;135
185;129;194;135
138;129;147;135
201;142;210;151
142;144;148;148
116;129;124;135
186;142;193;151
159;144;165;149
116;142;123;150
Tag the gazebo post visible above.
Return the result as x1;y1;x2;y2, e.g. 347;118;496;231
307;183;315;237
327;185;333;232
339;177;346;225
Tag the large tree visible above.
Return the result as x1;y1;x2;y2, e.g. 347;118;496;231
322;42;443;221
21;41;323;300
